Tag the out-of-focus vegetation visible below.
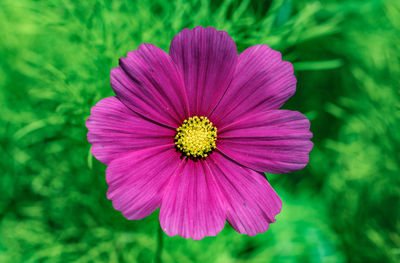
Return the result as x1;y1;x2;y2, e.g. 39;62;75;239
1;0;399;262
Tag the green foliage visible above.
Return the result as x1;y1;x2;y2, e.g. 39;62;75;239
0;0;399;262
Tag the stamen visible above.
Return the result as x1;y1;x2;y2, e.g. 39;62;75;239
174;116;217;159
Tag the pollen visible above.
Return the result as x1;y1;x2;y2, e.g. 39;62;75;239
175;116;217;159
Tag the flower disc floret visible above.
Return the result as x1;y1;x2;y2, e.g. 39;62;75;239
175;116;217;158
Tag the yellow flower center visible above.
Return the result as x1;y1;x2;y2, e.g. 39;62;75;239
175;116;217;159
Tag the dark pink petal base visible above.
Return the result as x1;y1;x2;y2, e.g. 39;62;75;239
86;97;175;165
217;110;313;174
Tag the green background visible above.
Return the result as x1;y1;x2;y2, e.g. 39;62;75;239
1;0;399;262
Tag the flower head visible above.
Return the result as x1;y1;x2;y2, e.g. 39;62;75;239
86;26;313;240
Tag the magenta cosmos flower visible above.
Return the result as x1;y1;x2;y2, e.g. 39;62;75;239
86;26;313;240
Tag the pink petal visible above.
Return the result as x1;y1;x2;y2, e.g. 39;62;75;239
111;43;189;128
206;152;282;236
217;110;313;174
211;45;296;127
86;97;175;165
169;26;237;116
106;145;181;220
159;159;226;240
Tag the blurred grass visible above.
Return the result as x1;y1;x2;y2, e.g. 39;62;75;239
0;0;399;262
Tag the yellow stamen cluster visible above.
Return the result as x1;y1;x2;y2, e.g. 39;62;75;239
175;116;217;159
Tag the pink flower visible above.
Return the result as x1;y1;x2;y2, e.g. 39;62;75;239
86;26;313;240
